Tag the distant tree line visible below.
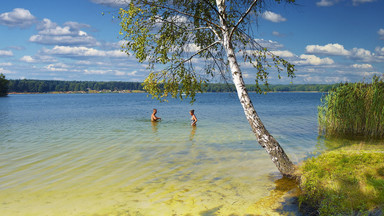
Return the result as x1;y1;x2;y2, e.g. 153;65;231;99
204;83;338;93
8;80;144;93
7;79;338;93
0;73;9;96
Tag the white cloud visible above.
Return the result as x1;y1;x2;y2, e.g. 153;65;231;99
254;38;284;49
272;31;284;37
375;47;384;56
90;0;128;7
378;29;384;40
42;46;126;58
359;71;381;77
316;0;338;6
306;43;383;62
261;11;286;23
0;8;36;28
63;21;91;30
0;50;13;57
306;43;350;56
352;0;376;6
30;18;99;46
44;63;70;72
295;54;334;65
84;69;109;75
0;67;15;74
20;55;36;63
316;0;374;6
352;64;373;69
271;50;295;58
0;62;12;66
350;48;375;62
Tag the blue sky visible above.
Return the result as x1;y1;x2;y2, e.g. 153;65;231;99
0;0;383;84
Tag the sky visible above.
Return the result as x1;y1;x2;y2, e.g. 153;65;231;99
0;0;383;84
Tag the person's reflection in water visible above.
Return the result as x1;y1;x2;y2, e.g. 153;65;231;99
151;121;158;133
189;125;196;141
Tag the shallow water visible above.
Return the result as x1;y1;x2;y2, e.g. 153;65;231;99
0;92;322;215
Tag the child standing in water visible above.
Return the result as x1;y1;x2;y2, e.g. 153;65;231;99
190;110;197;126
151;109;161;122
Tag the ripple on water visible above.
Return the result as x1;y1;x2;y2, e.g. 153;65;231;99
0;93;321;215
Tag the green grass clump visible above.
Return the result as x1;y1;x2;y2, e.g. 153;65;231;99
318;76;384;139
298;150;384;215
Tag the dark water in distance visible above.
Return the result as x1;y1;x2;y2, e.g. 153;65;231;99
0;92;323;215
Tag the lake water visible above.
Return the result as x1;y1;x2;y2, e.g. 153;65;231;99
0;92;323;215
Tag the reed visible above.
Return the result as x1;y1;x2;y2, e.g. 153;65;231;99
318;76;384;139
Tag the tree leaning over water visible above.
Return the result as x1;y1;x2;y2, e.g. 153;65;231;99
118;0;296;177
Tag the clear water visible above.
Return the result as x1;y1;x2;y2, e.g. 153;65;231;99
0;92;322;215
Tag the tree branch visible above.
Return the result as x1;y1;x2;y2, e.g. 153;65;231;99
200;0;225;21
182;41;221;64
166;41;221;72
137;0;223;30
229;0;260;41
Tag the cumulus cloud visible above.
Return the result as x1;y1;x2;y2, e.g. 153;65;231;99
306;43;350;56
352;64;373;69
271;50;295;58
29;18;99;46
295;54;334;65
44;63;70;71
375;47;384;56
20;55;57;63
20;55;35;63
306;43;383;62
261;11;286;23
42;45;126;58
378;28;384;40
0;8;36;28
350;48;376;62
0;50;13;57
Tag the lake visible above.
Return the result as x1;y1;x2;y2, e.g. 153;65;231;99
0;92;323;215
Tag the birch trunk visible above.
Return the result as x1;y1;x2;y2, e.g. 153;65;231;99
216;0;296;177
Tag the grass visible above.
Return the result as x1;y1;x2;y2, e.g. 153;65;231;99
297;142;384;215
318;76;384;139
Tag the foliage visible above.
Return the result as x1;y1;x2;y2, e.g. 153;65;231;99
318;76;384;139
0;73;9;97
298;149;384;215
7;80;143;93
118;0;295;102
7;79;336;93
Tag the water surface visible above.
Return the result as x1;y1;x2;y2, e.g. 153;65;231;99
0;92;322;215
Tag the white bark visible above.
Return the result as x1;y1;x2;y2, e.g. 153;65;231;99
216;0;295;177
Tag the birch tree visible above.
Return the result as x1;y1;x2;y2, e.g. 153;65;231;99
119;0;296;177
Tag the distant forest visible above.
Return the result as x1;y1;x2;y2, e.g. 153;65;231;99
8;79;338;93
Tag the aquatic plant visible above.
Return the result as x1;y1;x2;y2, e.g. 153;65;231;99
318;76;384;139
